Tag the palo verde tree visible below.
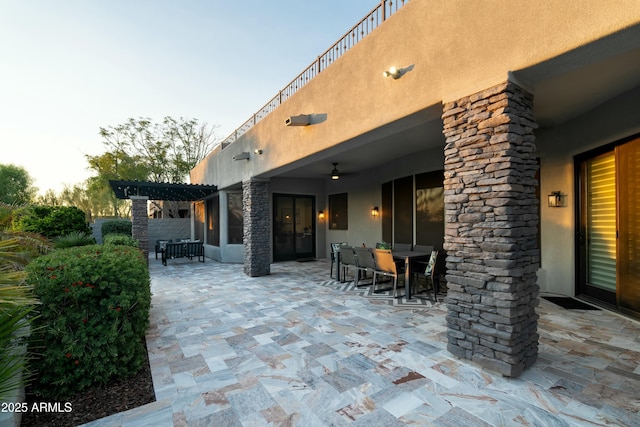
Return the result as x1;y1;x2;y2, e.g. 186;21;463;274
92;116;218;183
86;117;218;217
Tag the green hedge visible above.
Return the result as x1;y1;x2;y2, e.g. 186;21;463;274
26;244;150;398
12;206;90;239
101;220;132;238
103;233;138;247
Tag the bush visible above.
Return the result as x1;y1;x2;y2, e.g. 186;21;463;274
103;233;138;247
53;231;96;249
101;220;132;238
26;244;150;398
12;206;91;239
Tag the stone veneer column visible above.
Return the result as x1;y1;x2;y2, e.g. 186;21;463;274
130;196;149;265
441;81;540;377
243;178;271;277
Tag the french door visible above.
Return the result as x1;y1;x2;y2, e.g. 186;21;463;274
273;194;316;261
577;136;640;317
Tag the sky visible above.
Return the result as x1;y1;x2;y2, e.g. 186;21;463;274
0;0;377;195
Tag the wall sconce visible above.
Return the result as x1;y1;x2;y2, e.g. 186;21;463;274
331;163;340;180
382;66;402;79
371;206;379;218
548;191;563;207
253;149;263;155
233;152;250;161
318;210;325;221
285;114;310;126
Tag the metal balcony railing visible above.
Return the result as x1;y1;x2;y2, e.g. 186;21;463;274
220;0;409;147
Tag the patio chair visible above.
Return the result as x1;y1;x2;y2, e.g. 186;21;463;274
155;239;172;259
373;249;405;298
412;250;444;302
393;243;412;251
339;246;357;283
353;247;376;287
330;242;347;279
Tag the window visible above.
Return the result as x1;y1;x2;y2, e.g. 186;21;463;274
206;196;219;246
227;193;243;244
329;193;348;230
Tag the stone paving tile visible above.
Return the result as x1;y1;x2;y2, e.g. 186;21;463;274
81;257;640;426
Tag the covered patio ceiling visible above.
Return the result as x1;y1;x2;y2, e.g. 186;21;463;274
109;180;217;201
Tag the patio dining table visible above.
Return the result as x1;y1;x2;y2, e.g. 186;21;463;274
392;250;430;299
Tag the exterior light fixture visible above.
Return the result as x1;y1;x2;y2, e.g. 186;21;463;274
233;152;250;161
285;114;310;126
331;163;340;180
383;66;402;79
371;206;379;218
254;149;263;155
548;191;563;207
318;210;325;221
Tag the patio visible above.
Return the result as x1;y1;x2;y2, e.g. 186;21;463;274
83;258;640;426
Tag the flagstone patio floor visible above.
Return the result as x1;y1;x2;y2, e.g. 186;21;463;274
82;257;640;426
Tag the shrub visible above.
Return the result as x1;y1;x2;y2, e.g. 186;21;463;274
103;233;138;247
53;231;96;249
100;220;132;239
26;244;150;398
12;206;91;239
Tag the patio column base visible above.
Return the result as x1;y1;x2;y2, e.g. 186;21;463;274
442;80;540;377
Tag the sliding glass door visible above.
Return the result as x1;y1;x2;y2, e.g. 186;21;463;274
273;194;316;261
577;136;640;316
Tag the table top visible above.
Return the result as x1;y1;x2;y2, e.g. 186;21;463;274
391;250;430;259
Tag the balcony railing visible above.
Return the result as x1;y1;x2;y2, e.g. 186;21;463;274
220;0;409;147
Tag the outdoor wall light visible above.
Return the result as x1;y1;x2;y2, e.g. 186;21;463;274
285;114;310;126
548;191;563;207
383;66;402;79
253;149;263;155
318;210;325;221
371;206;379;218
331;163;340;180
233;152;250;161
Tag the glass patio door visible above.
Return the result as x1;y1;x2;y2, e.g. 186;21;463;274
273;194;316;261
578;136;640;317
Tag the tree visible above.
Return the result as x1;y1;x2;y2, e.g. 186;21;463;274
94;117;218;184
0;164;37;205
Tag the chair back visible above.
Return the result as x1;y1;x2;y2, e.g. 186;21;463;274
354;247;375;270
413;245;434;254
340;246;356;266
373;249;397;274
393;243;412;251
425;250;438;276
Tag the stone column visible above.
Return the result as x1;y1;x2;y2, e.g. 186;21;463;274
130;196;149;265
441;81;540;377
243;178;271;276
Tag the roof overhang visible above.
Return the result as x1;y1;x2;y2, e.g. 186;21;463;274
109;180;217;201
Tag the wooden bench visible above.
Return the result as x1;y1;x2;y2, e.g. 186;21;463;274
161;241;204;266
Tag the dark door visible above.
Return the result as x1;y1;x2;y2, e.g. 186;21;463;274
273;194;316;261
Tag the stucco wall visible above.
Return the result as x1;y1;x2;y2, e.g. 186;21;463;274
191;0;639;190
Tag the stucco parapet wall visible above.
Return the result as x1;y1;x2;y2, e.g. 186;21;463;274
190;0;637;190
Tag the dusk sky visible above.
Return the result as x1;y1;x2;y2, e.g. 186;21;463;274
1;0;376;194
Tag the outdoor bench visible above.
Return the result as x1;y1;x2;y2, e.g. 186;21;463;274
161;241;205;266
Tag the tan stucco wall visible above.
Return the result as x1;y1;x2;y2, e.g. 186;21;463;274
191;0;639;189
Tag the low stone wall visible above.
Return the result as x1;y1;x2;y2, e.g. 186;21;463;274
442;81;540;377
